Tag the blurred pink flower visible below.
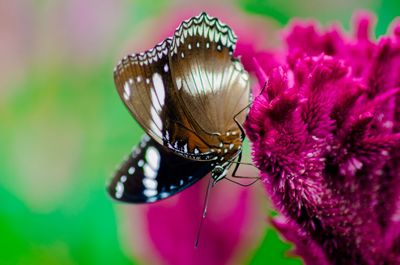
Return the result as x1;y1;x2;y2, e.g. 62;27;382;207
245;12;400;265
134;178;261;265
56;0;125;66
0;0;34;101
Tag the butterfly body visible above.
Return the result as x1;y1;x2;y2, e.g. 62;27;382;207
109;12;250;203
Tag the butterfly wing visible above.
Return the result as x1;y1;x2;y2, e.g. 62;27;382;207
114;37;217;160
114;39;176;145
169;13;250;142
108;135;214;203
113;13;249;162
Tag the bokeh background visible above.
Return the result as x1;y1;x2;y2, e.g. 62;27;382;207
1;0;399;264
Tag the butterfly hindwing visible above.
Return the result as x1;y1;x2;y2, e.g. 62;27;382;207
108;135;214;203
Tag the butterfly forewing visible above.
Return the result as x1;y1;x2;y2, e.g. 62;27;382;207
108;136;214;203
169;13;250;146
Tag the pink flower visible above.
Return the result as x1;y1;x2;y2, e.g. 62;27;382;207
126;178;262;265
245;12;400;265
149;180;260;265
0;0;34;100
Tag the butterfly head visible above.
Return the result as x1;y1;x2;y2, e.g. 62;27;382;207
211;164;228;183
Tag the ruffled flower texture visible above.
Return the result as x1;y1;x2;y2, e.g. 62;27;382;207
244;13;400;265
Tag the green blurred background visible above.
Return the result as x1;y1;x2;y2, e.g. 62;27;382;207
1;0;398;264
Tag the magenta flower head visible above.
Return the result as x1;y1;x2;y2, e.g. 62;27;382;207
245;13;400;265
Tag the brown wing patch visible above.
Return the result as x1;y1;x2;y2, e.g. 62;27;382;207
168;13;250;151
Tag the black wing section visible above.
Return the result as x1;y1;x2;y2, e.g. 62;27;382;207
107;135;214;203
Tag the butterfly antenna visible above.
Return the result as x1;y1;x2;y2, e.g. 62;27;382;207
194;177;213;248
233;82;267;141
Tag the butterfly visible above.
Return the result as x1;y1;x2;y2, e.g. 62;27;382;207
108;12;250;203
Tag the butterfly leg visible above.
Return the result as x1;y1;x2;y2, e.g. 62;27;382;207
233;109;247;142
230;151;260;183
233;82;267;141
225;176;260;187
